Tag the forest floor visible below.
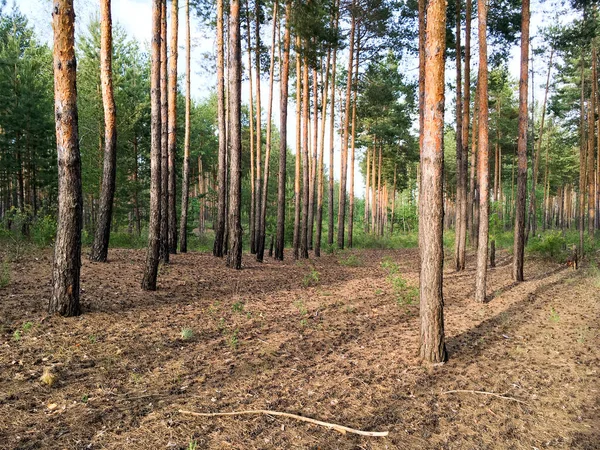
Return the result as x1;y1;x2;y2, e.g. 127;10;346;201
0;246;599;449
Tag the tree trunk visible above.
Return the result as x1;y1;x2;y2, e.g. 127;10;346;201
316;47;332;257
167;0;179;253
257;0;278;262
328;8;339;247
579;57;586;257
90;0;117;263
391;164;397;233
49;0;83;316
454;0;464;271
474;0;490;303
226;0;242;270
253;0;262;256
245;0;256;254
179;0;191;253
301;55;310;259
337;3;355;249
588;46;596;237
213;0;227;257
142;0;163;291
293;40;302;260
275;0;291;261
308;65;318;250
348;34;360;248
159;0;169;263
365;148;370;232
512;0;529;282
419;0;447;363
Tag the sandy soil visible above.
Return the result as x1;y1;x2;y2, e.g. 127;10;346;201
0;247;598;449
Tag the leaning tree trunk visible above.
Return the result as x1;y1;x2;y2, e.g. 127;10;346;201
50;0;83;316
419;0;448;363
275;0;291;261
142;0;163;291
337;5;355;249
257;0;278;262
167;0;179;253
213;0;227;257
90;0;117;263
159;0;169;263
512;0;529;282
179;0;191;253
226;0;242;270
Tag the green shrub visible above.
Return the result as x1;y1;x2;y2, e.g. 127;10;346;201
526;231;566;260
31;215;57;247
339;253;363;267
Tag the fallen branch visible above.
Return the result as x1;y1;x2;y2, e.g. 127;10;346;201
441;390;529;405
178;409;389;437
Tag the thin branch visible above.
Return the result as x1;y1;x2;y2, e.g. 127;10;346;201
179;409;389;437
441;390;529;405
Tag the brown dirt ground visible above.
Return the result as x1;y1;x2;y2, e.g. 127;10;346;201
0;247;599;449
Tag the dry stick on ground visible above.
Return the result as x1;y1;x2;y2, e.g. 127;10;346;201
179;409;389;437
441;390;529;405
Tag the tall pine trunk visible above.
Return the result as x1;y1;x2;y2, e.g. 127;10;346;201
159;0;169;263
167;0;179;253
257;0;278;262
348;34;360;248
226;0;243;270
90;0;117;263
512;0;530;282
454;0;465;271
50;0;83;315
245;0;256;254
301;55;310;259
474;0;490;302
419;0;447;363
316;47;331;257
179;0;191;253
337;4;355;249
275;0;291;261
213;0;227;257
327;5;339;247
293;40;302;260
142;0;162;290
253;0;262;255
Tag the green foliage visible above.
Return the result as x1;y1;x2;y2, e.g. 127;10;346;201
227;329;239;350
232;301;244;313
526;231;566;260
302;267;320;287
180;328;194;340
31;216;56;247
188;439;198;450
549;307;560;323
381;257;418;305
339;253;363;267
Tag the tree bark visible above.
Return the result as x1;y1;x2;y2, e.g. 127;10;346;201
213;0;227;257
50;0;83;316
293;39;301;260
512;0;529;282
253;0;262;256
474;0;490;303
328;5;339;247
245;0;256;254
348;33;360;248
301;55;310;259
167;0;179;253
588;45;596;237
142;0;163;291
257;0;278;262
179;0;191;253
454;0;464;271
90;0;117;263
275;0;291;261
226;0;242;270
419;0;447;363
337;3;355;249
159;0;169;263
308;65;318;250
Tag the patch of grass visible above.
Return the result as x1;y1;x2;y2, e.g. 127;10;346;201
232;301;244;313
21;322;33;332
12;330;21;341
302;267;320;287
227;328;239;350
188;439;198;450
88;335;97;344
339;253;363;267
380;257;419;305
549;307;560;323
181;328;194;340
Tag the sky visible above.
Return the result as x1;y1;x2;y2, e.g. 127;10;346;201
14;0;570;200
